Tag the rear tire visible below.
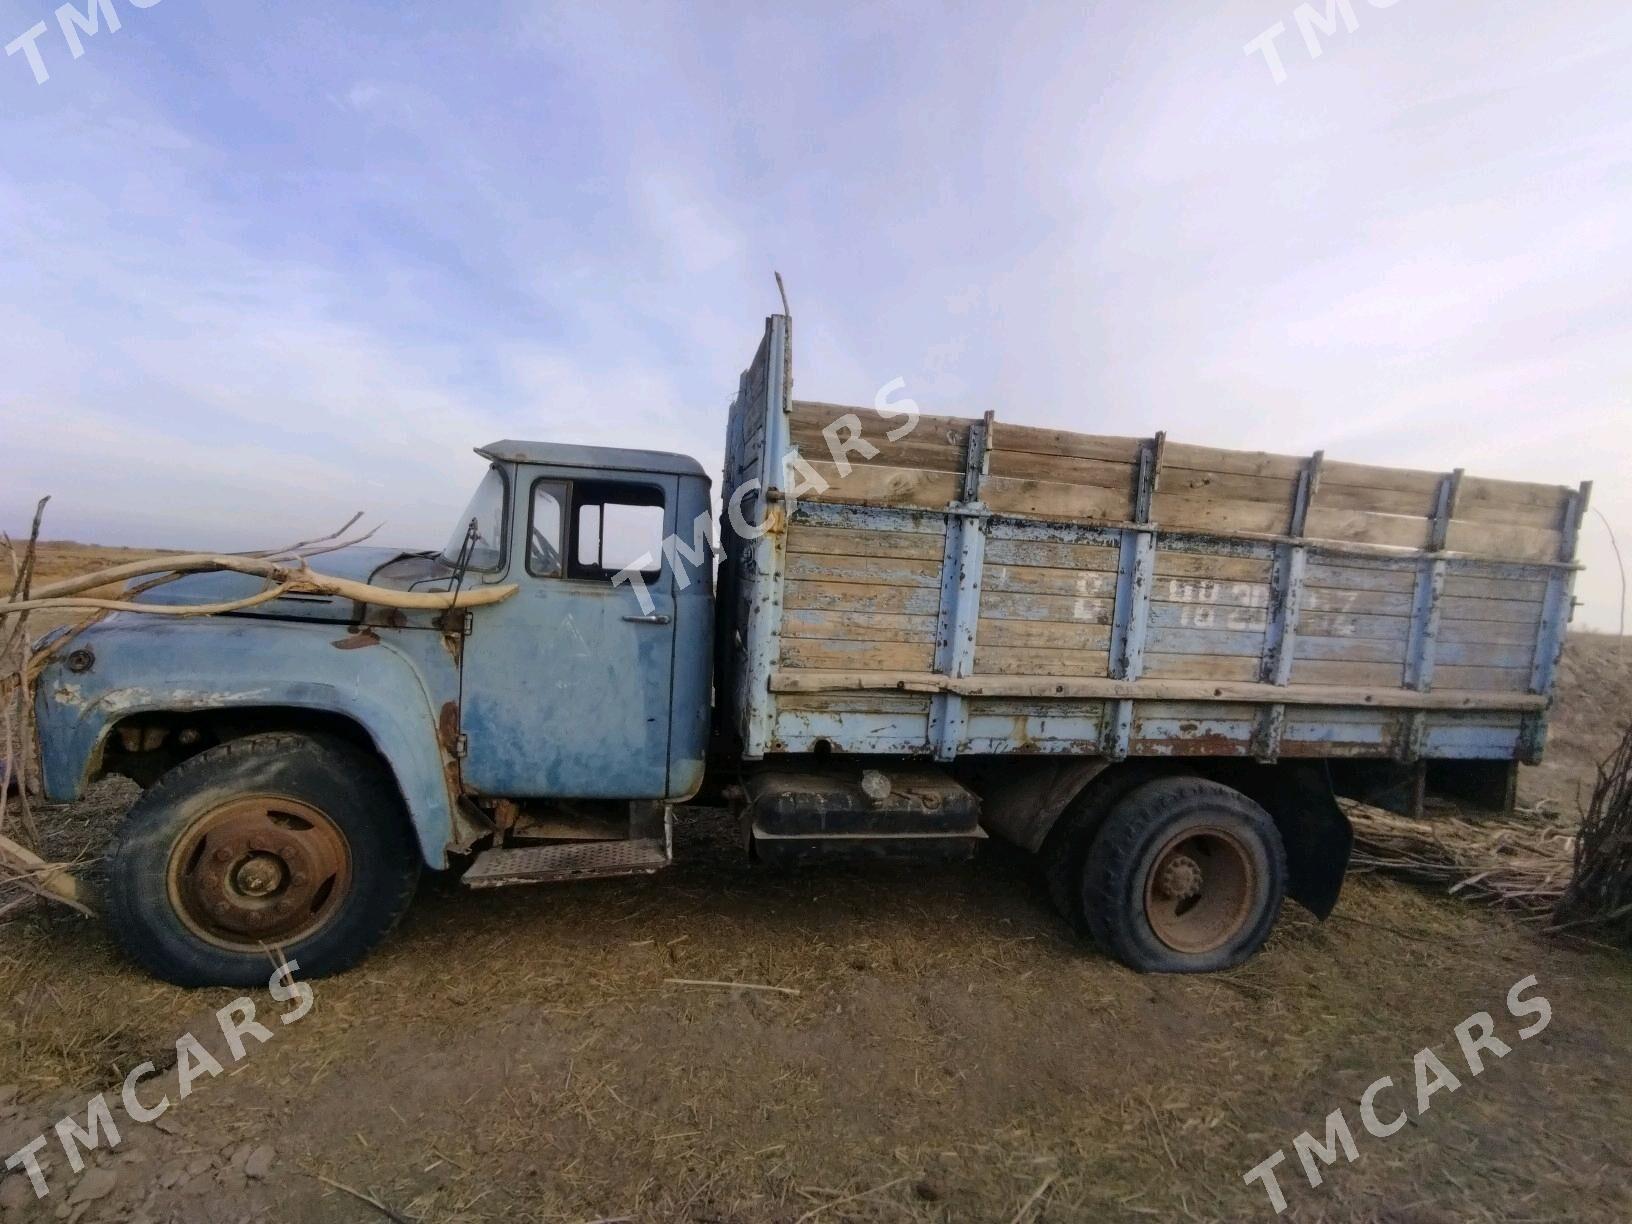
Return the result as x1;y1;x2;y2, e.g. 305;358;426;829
107;732;420;987
1080;776;1286;973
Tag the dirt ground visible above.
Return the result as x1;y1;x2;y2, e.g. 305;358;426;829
2;545;1630;1223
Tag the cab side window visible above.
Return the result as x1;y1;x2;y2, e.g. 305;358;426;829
569;481;664;581
527;481;567;577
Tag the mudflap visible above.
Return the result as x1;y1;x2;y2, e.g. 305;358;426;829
1208;761;1353;920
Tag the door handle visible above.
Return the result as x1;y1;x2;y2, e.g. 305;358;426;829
623;613;671;625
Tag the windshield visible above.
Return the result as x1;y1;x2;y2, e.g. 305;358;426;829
441;466;508;570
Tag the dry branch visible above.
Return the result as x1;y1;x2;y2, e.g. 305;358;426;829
1558;719;1632;943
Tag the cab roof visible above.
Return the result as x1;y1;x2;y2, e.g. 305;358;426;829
476;440;709;481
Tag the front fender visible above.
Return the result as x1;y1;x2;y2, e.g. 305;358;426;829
35;615;462;867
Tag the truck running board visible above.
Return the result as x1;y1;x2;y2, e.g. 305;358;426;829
462;838;671;888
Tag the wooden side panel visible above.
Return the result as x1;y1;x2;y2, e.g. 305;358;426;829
778;516;947;673
960;697;1107;754
789;402;967;510
974;535;1118;678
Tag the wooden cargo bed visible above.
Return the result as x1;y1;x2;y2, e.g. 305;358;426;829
717;316;1588;767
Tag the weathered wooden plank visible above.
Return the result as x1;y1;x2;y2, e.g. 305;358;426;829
981;590;1115;624
1437;617;1545;647
1432;664;1533;693
1149;598;1270;633
973;646;1112;677
976;618;1114;650
770;709;931;754
790;500;949;537
1159;442;1307;480
1159;468;1298;506
1146;626;1267;658
1437;595;1543;624
1304;507;1433;550
1457;474;1574;513
1441;573;1550;602
785;524;946;561
1314;482;1438;518
792;431;969;474
1153;492;1291;535
767;668;1551;711
780;637;936;671
1319;460;1444;500
800;461;961;509
1143;652;1262;681
790;402;969;450
984;563;1118;599
1296;609;1413;641
1434;639;1535;669
1292;634;1409;664
781;609;941;643
1290;659;1407;687
988;423;1144;464
1442;519;1563;563
783;579;943;616
776;692;931;714
984;476;1134;522
983;537;1121;571
1153;552;1274;583
785;552;943;588
1305;560;1419;593
986;450;1137;491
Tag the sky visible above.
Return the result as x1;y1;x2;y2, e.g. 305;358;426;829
1;0;1628;630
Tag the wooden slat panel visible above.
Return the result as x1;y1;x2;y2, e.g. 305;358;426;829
1441;573;1550;602
1442;519;1562;563
1314;483;1437;517
981;591;1115;624
793;433;968;474
1437;595;1543;624
976;618;1114;649
987;450;1137;492
1160;468;1298;506
1143;652;1261;681
1153;553;1274;583
786;524;945;561
1289;659;1407;687
1304;508;1432;550
1160;443;1306;480
780;638;935;671
782;609;940;643
1452;500;1567;530
973;646;1111;677
1435;640;1535;669
1146;626;1267;658
1457;475;1573;513
1150;596;1270;634
984;476;1134;522
1154;492;1290;534
988;423;1144;463
1292;635;1408;664
801;461;961;509
1432;665;1533;693
1319;460;1443;499
776;692;931;713
984;538;1121;571
984;564;1118;598
1297;610;1413;641
785;552;942;588
784;579;943;616
1437;617;1543;647
1305;561;1418;594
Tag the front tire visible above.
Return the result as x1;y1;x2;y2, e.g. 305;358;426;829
107;732;420;987
1080;776;1286;973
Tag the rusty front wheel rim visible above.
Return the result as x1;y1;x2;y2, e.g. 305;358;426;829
166;796;352;953
1142;825;1258;955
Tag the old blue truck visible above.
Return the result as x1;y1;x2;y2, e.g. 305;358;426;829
32;313;1588;985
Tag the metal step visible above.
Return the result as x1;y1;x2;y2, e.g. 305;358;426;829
462;838;671;889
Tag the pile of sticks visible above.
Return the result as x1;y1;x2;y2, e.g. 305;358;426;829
1344;801;1577;918
1558;721;1632;941
1;498;517;918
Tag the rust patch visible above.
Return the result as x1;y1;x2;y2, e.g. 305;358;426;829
333;629;382;651
437;701;461;754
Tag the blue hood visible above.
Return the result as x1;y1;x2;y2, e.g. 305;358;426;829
134;545;453;622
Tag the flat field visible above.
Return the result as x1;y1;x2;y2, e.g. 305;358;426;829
1;543;1629;1223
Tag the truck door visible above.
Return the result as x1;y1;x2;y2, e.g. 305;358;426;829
458;470;679;799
